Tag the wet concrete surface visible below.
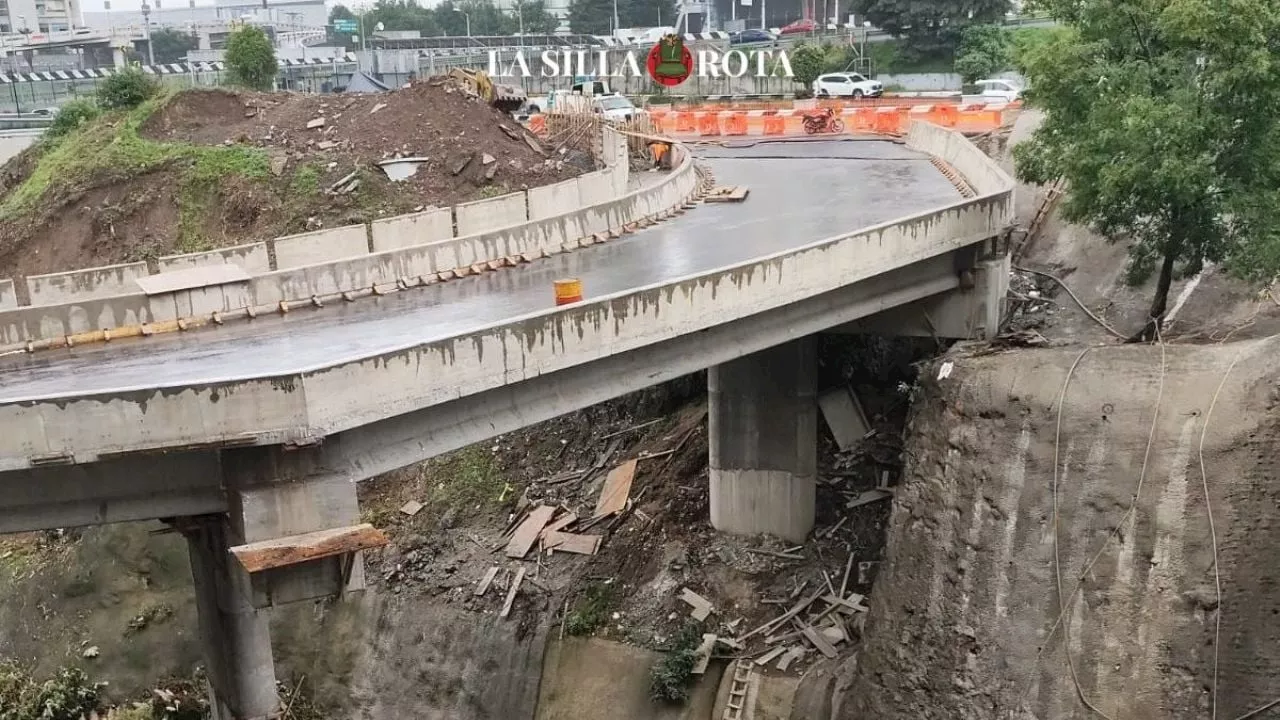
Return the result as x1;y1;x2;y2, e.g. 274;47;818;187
0;140;961;402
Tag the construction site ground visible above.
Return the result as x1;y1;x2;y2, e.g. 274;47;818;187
0;80;588;280
3;110;1280;719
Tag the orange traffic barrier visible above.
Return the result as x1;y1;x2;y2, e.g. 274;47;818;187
675;112;696;132
763;115;786;135
528;115;546;135
723;113;748;135
698;114;721;136
933;104;959;127
554;278;583;306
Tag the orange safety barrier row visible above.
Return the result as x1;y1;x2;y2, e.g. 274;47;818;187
646;104;1008;139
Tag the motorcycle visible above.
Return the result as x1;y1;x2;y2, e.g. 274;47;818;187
802;107;845;134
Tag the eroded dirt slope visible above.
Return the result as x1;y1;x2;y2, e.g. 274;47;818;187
845;336;1280;719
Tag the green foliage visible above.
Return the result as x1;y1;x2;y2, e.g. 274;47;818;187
953;24;1010;82
330;0;558;40
1015;0;1280;337
790;44;826;88
852;0;1008;55
96;66;159;110
428;446;504;509
564;583;614;636
0;662;103;720
568;0;676;34
648;622;702;703
47;99;100;139
225;25;278;91
149;27;198;65
290;163;322;196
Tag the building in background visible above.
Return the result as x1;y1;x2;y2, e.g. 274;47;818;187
1;0;84;33
81;0;324;32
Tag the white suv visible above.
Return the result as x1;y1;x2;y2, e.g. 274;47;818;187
812;72;883;99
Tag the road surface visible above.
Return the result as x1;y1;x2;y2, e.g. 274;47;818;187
0;140;961;403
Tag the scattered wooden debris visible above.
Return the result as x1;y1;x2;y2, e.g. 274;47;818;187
754;646;787;666
593;459;637;518
846;488;893;509
499;565;526;618
600;418;662;440
705;185;749;202
680;587;715;622
542;531;602;555
540;512;578;539
801;625;838;659
740;589;823;641
474;566;500;597
505;505;556;558
743;547;804;561
692;634;717;675
777;646;805;671
399;500;424;516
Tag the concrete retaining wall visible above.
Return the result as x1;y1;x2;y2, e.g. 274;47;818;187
454;192;528;237
157;242;272;274
0;279;14;310
274;225;371;270
576;170;614;208
26;262;150;306
370;208;454;252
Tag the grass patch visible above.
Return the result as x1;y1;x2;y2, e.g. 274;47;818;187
476;183;510;199
427;446;505;511
649;622;703;704
564;582;614;636
1;90;271;253
289;163;322;197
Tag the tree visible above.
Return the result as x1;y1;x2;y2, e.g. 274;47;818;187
327;4;359;49
568;0;613;34
622;0;677;27
149;27;198;64
1014;0;1280;340
512;0;559;33
953;24;1009;83
851;0;1008;56
224;25;278;91
790;43;825;92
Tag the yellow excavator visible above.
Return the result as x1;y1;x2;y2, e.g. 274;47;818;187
447;68;528;114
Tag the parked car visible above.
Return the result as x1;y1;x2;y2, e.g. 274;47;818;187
730;28;776;44
593;94;642;121
812;72;883;99
975;78;1023;103
778;18;817;35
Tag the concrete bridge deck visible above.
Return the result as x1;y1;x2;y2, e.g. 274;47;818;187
0;140;961;403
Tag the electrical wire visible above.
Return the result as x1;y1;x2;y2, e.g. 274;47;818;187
1013;264;1130;341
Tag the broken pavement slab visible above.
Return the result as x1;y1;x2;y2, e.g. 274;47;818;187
306;117;326;129
692;633;717;674
399;500;424;516
679;587;715;622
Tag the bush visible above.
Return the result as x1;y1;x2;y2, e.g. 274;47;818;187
0;662;104;720
225;25;278;91
47;99;100;138
649;622;703;704
564;583;614;636
96;66;159;110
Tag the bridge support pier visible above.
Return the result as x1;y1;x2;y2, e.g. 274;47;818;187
708;337;817;543
184;516;280;720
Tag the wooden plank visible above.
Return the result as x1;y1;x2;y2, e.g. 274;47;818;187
593;459;637;518
801;625;838;659
504;505;556;559
229;523;388;573
500;565;526;618
822;593;869;613
704;185;749;203
692;634;717;675
739;589;824;641
474;566;500;597
777;646;805;671
846;489;893;509
542;531;601;555
539;512;578;540
753;646;787;666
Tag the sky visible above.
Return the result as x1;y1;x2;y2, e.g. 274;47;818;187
83;0;347;13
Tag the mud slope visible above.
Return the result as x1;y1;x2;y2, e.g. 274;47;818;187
844;336;1280;719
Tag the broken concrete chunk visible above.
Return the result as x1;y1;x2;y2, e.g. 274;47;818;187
679;587;715;622
481;153;496;165
692;634;716;674
317;140;338;150
370;102;387;114
306;117;325;129
399;500;424;516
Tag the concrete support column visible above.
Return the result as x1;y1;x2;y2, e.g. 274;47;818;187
708;337;818;543
185;517;280;720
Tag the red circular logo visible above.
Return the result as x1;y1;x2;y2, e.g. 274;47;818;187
647;38;693;87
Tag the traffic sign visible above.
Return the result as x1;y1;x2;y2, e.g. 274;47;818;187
332;19;357;31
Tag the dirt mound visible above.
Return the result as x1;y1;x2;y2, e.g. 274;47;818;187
0;81;589;280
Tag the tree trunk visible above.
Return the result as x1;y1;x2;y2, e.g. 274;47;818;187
1129;247;1177;343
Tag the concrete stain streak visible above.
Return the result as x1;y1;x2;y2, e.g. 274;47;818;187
994;416;1032;619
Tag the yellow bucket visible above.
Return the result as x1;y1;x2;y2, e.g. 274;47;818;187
554;278;583;306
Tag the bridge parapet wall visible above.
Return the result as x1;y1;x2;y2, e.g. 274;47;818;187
0;125;636;311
